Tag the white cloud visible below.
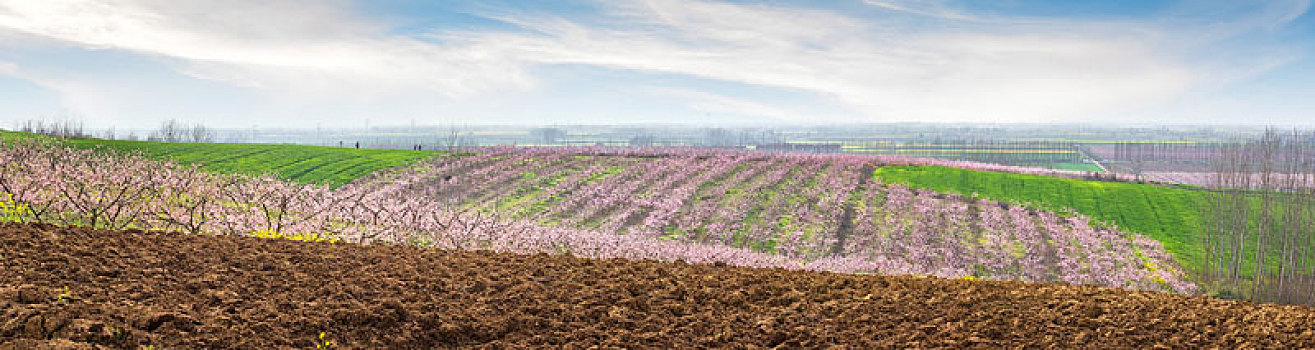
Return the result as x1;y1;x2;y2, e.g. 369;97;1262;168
862;0;976;21
0;60;15;74
0;0;531;100
457;0;1230;122
0;0;1309;126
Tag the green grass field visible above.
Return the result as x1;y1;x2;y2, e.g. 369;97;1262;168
874;166;1207;272
0;130;31;142
2;130;439;187
1045;162;1104;172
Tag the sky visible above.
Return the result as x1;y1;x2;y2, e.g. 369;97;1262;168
0;0;1312;129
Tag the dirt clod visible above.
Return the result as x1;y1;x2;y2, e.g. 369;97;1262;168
1;223;1314;348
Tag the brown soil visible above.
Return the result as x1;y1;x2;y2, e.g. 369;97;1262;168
2;223;1313;349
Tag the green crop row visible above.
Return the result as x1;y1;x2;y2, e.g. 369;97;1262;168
2;130;441;188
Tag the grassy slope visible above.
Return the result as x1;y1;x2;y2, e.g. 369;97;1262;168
874;166;1207;271
0;130;31;143
2;130;437;187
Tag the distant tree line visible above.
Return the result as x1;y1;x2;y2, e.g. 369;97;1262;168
1201;130;1315;305
148;119;215;143
13;118;216;143
16;119;90;139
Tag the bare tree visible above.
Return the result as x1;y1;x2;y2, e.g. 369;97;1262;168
149;119;214;142
440;124;467;151
1204;129;1315;305
16;118;89;139
190;123;215;143
531;127;565;145
150;119;184;142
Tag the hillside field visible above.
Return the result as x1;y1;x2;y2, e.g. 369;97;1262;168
357;148;1196;292
2;141;1193;292
1;130;439;187
875;166;1206;268
1;130;1212;275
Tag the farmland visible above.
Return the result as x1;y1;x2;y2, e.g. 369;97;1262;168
873;166;1208;271
374;147;1198;291
176;124;1240;174
6;0;1315;346
1;130;438;187
840;141;1096;171
5;223;1313;348
3;130;1313;346
0;140;1191;292
64;140;440;188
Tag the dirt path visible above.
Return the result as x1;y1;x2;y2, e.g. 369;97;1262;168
2;223;1313;348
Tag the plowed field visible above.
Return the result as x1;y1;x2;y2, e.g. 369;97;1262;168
2;223;1313;348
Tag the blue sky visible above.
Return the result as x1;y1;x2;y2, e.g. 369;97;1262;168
0;0;1312;129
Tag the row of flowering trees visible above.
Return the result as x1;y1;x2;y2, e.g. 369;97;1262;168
0;140;1193;293
1;139;347;238
364;146;1195;293
0;140;826;267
